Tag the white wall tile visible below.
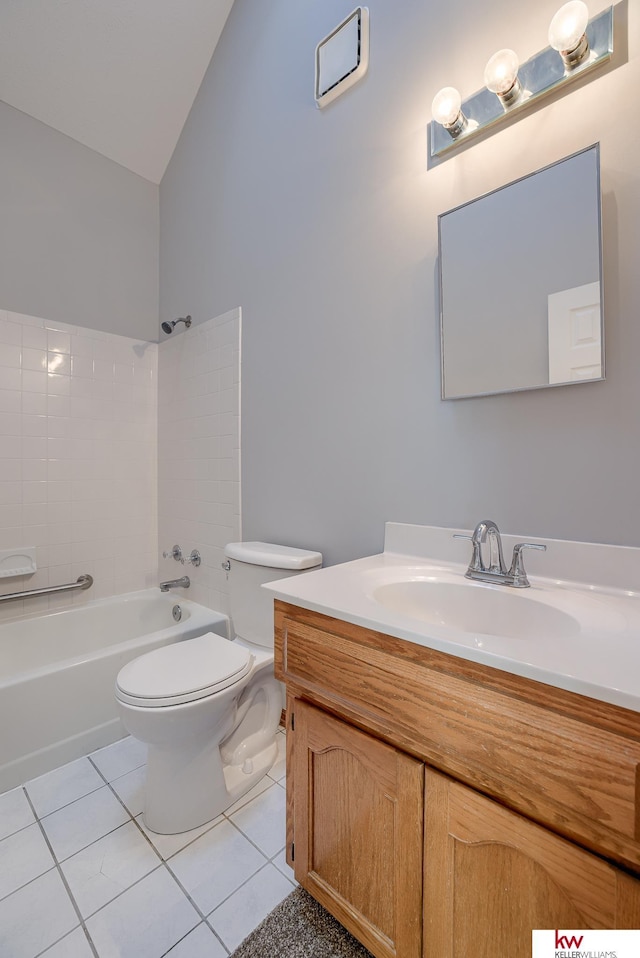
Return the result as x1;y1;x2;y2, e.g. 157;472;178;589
0;310;158;617
158;308;241;615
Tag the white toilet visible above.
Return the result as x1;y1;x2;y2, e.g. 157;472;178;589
115;541;322;834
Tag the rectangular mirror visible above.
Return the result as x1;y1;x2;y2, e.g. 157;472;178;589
438;144;603;400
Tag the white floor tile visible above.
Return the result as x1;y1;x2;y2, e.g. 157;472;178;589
41;926;94;958
41;785;130;862
61;821;161;918
90;735;147;782
0;786;35;841
168;818;266;916
209;863;294;952
223;774;274;817
271;847;296;884
0;868;79;958
26;757;104;818
0;822;55;900
229;781;286;858
135;813;223;861
164;922;228;958
85;866;200;958
110;765;146;817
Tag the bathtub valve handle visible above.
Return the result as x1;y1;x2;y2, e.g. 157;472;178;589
163;545;183;563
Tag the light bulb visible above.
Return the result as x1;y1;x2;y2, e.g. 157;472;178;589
549;1;590;68
431;86;467;138
484;49;522;107
431;87;461;127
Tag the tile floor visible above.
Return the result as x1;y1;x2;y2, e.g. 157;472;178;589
0;730;294;958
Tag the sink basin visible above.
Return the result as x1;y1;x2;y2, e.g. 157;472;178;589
371;580;581;640
264;522;640;710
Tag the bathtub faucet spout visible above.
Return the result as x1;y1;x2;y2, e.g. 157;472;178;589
159;576;190;592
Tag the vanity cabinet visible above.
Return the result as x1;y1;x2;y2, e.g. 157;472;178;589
290;697;424;958
424;769;640;957
276;600;640;957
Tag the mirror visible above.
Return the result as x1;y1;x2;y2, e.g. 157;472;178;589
438;144;603;400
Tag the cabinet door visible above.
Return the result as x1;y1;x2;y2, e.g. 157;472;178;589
424;769;640;957
291;698;424;958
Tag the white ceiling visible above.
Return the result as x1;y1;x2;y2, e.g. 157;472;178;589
0;0;235;184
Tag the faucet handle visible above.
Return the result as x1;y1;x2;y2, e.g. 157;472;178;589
508;542;547;588
163;545;183;563
453;533;483;573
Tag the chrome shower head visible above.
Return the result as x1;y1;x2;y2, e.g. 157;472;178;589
161;315;192;335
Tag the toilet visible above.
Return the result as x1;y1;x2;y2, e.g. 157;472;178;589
115;541;322;834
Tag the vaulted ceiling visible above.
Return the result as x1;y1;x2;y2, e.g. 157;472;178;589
0;0;235;183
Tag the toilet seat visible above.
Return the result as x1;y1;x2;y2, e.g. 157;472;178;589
115;633;253;708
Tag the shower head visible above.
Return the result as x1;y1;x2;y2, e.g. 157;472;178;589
161;315;192;335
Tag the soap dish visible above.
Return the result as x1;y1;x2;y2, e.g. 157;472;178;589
0;547;37;578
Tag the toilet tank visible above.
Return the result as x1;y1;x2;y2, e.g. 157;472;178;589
224;542;322;649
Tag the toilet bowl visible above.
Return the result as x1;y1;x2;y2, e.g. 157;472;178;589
115;541;322;834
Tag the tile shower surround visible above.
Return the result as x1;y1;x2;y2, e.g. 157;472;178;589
158;308;241;617
0;310;158;620
0;730;293;957
0;307;240;619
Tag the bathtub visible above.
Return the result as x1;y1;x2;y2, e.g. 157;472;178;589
0;590;229;793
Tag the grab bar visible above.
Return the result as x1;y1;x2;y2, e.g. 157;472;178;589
0;574;94;604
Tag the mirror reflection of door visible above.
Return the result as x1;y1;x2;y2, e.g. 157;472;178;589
548;282;602;384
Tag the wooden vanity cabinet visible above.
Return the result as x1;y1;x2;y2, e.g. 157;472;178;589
424;769;640;957
276;601;640;957
289;698;424;958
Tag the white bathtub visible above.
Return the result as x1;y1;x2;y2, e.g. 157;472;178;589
0;590;229;793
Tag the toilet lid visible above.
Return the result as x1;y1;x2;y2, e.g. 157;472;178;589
115;633;253;708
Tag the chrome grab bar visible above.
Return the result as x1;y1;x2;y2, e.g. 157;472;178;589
0;574;94;604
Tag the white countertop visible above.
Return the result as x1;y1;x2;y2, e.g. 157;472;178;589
264;523;640;713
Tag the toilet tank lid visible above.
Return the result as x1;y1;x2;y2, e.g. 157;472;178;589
224;541;322;570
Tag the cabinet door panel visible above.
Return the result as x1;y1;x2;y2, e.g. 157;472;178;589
292;699;424;958
425;769;640;958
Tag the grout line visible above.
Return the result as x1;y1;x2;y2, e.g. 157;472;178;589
204;858;273;919
160;921;230;957
158;858;231;956
22;754;115;816
0;858;58;907
22;788;101;958
204;859;296;952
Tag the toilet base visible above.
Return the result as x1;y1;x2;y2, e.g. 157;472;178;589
223;739;279;809
143;738;278;835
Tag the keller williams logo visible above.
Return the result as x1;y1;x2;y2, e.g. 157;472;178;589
556;930;585;948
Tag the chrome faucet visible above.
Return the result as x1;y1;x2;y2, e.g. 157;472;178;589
455;520;546;588
159;576;190;593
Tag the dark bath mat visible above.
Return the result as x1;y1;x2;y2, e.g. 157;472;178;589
229;886;375;958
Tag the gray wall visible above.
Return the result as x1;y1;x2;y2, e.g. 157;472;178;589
0;102;158;341
160;0;640;564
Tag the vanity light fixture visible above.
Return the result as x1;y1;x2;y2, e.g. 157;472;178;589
430;3;613;158
483;49;522;108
